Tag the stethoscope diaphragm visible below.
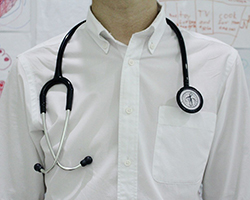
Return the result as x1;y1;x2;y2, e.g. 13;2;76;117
176;86;203;113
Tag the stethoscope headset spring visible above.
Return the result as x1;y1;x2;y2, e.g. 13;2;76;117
34;18;203;174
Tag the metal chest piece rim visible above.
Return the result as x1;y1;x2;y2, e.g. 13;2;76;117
176;86;203;114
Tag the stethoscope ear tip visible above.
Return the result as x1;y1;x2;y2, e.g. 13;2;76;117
80;156;93;167
34;163;44;173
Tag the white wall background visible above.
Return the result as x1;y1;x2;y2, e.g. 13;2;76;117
35;0;91;44
0;0;92;97
0;0;250;97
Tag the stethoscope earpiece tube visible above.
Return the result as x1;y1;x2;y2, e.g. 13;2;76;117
36;20;93;174
34;155;93;173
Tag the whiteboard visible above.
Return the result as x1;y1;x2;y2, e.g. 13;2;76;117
160;0;250;48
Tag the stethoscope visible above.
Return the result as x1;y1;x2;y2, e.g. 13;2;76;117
34;18;203;174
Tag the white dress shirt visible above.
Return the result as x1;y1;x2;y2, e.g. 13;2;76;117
0;5;250;200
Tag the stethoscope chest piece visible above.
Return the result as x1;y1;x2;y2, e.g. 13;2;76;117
176;86;203;113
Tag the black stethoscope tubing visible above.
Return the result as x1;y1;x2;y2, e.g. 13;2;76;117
40;18;203;114
35;18;203;173
166;18;203;113
166;18;189;87
40;20;86;114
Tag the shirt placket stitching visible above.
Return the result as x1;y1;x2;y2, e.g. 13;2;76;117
117;38;145;200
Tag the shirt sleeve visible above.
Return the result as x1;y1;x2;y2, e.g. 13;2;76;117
202;52;250;199
0;59;45;199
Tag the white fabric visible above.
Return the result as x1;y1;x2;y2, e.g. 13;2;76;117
0;6;250;200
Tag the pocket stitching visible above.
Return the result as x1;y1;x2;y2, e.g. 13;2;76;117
152;106;216;185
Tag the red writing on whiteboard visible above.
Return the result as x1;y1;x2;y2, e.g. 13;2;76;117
0;0;18;18
160;0;250;47
0;80;5;98
0;48;12;70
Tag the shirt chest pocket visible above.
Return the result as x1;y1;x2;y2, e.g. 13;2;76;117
153;106;217;184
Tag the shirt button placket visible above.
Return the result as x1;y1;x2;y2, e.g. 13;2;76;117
118;36;143;200
118;57;139;200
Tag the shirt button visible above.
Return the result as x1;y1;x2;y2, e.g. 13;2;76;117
125;107;133;114
103;43;109;50
128;59;134;66
124;159;132;167
150;42;155;50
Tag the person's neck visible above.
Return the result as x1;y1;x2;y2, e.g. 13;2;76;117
91;0;159;45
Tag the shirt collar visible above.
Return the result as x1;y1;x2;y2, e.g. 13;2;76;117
85;4;167;54
145;3;167;54
85;8;112;54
